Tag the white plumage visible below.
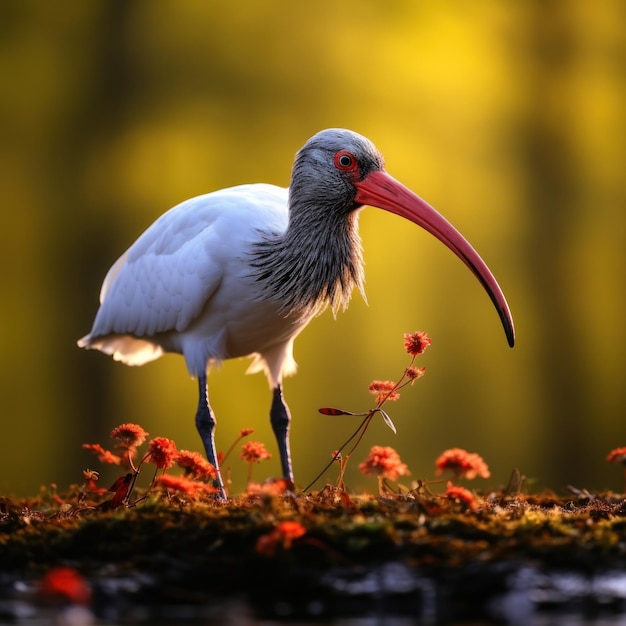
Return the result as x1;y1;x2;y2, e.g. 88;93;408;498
79;184;303;385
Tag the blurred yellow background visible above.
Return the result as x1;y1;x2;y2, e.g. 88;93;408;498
1;1;625;496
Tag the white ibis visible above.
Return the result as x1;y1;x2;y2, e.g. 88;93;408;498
78;128;515;497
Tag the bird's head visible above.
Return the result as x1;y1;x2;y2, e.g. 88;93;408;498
290;128;385;214
290;128;515;347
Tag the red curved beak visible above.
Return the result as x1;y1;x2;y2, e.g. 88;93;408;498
355;170;515;347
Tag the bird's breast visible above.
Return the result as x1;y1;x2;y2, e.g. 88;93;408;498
174;260;312;376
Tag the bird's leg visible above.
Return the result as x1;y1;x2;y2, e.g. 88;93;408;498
270;384;294;484
195;374;226;499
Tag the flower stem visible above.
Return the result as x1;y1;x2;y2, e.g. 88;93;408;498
303;413;373;492
221;433;245;466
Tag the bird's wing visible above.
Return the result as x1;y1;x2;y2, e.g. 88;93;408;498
84;184;289;342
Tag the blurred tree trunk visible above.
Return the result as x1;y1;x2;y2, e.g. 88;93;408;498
521;2;590;487
43;2;139;473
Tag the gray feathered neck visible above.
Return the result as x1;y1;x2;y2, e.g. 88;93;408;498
249;132;373;322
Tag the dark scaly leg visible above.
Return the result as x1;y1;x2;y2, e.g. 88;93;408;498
270;384;294;484
195;374;226;499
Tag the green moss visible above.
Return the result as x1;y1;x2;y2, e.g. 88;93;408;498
3;485;626;578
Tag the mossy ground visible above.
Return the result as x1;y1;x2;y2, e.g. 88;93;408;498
0;485;626;570
2;482;626;622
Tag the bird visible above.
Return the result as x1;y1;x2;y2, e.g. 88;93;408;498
78;128;515;498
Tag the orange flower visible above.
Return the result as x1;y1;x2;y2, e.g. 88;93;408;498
155;474;219;496
240;428;254;437
175;450;217;480
435;448;490;480
368;380;400;404
82;443;121;465
82;469;107;495
241;441;272;464
607;447;626;464
276;521;306;545
147;437;178;469
110;423;149;448
405;366;426;381
403;331;431;356
255;520;306;557
358;445;410;482
246;478;291;496
443;481;479;510
82;469;99;482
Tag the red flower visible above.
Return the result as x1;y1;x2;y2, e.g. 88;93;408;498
155;474;219;496
175;450;217;480
358;445;410;482
111;423;148;449
443;481;479;510
40;567;91;605
147;437;178;469
255;521;306;557
368;380;400;404
241;441;272;464
435;448;490;480
276;521;306;545
607;447;626;464
82;469;107;495
405;366;426;381
240;428;254;437
403;331;432;356
82;443;121;465
246;478;291;496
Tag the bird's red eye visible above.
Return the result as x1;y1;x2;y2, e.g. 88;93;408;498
334;150;358;172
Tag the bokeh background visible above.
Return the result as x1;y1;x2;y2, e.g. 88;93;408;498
1;1;624;497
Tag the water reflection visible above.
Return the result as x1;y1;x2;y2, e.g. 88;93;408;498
4;563;626;625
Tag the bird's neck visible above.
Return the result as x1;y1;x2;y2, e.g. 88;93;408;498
249;207;365;322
